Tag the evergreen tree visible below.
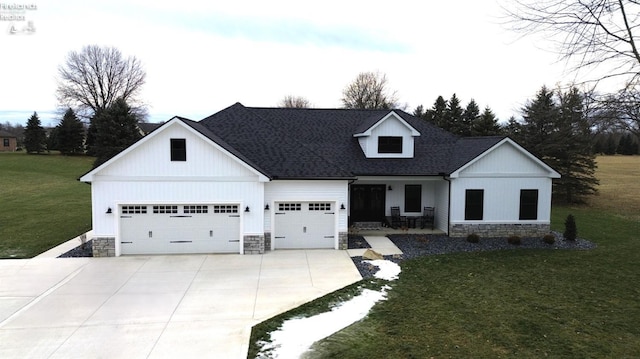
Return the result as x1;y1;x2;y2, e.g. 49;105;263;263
503;116;523;142
57;108;85;155
424;96;447;126
92;98;141;167
23;112;47;154
459;99;480;136
442;93;464;133
47;127;59;151
563;214;577;241
551;87;599;203
520;86;558;159
472;107;502;136
412;105;425;119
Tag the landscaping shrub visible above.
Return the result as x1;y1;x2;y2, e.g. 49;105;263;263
467;233;480;243
543;233;556;244
507;235;522;245
564;214;577;241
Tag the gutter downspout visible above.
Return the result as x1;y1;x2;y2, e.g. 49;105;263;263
439;172;451;236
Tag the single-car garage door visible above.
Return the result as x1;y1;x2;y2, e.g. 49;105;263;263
273;202;335;249
119;204;241;255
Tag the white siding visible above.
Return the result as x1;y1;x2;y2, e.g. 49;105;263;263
264;180;348;232
433;180;450;232
456;141;554;178
449;177;553;224
96;122;261;180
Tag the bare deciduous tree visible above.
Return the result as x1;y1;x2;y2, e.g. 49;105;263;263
278;95;311;108
57;45;146;116
341;71;399;109
504;0;640;86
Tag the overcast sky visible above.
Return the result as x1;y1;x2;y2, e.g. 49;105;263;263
1;0;572;127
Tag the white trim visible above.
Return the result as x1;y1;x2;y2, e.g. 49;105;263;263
92;175;263;182
353;111;421;137
79;117;270;182
449;138;561;179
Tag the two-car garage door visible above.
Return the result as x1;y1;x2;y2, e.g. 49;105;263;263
273;202;336;249
119;204;240;255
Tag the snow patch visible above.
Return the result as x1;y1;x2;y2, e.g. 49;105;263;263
364;259;401;280
257;260;401;358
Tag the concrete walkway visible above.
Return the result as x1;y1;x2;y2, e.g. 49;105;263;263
0;250;362;358
347;236;403;257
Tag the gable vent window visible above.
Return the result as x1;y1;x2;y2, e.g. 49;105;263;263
170;138;186;161
184;205;208;214
153;205;178;214
378;136;403;154
213;205;238;213
279;203;301;211
122;205;147;214
309;203;331;211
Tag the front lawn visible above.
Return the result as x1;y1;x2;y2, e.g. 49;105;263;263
0;152;93;258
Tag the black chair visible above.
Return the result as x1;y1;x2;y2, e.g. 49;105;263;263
390;206;407;229
420;207;435;230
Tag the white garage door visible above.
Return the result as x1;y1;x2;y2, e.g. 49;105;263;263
273;202;335;249
119;204;241;255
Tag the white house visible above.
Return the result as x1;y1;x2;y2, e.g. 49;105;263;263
79;103;560;256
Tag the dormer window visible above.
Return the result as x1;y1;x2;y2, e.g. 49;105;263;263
378;136;402;153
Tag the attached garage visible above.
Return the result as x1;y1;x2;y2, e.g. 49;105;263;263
273;202;336;249
119;204;241;255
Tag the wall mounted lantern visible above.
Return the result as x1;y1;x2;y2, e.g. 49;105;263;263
245;206;250;213
106;207;112;214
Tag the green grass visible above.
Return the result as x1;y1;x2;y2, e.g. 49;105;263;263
249;155;640;358
0;152;94;258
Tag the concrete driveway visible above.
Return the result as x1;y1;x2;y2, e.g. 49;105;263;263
0;251;362;358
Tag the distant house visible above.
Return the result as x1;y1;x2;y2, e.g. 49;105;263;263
137;122;163;136
80;103;560;257
0;130;17;152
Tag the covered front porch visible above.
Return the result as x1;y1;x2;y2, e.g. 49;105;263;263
347;176;450;235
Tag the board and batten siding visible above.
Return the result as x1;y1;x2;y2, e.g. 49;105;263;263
449;140;556;225
96;122;263;180
449;177;552;223
433;180;450;232
264;180;349;232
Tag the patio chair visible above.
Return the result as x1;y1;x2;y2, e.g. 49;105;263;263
420;206;435;230
390;206;407;229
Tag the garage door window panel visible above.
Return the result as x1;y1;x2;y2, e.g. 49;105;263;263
122;205;147;214
153;205;178;214
213;205;238;213
184;205;208;214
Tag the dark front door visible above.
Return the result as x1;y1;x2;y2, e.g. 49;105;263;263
350;185;386;223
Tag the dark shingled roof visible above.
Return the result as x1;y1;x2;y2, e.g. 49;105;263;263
197;103;505;179
0;130;17;137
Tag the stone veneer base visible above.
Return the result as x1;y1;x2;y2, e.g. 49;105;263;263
92;237;116;257
449;223;551;238
243;234;265;254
